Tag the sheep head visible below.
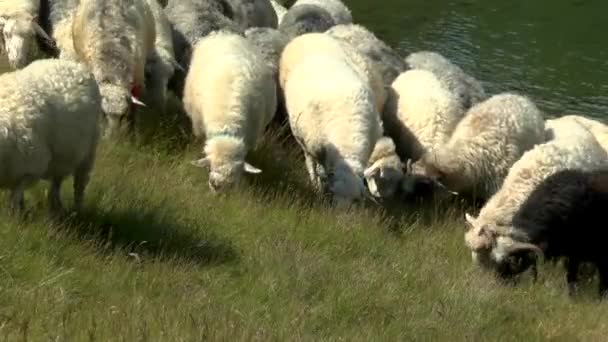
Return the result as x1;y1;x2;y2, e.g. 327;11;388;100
326;163;367;208
0;14;53;69
192;136;262;193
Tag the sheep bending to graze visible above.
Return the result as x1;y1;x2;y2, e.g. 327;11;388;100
228;0;278;29
486;169;608;299
464;119;608;275
165;0;243;98
0;59;101;213
270;0;287;25
383;69;463;165
364;136;404;200
184;31;277;192
405;93;546;201
278;4;335;40
279;33;386;114
292;0;352;25
285;54;382;206
144;0;178;116
72;0;156;134
0;0;55;69
546;115;608;154
245;27;289;121
405;50;486;110
327;23;406;87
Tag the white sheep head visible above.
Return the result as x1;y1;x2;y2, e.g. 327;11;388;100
191;137;262;193
0;14;52;69
325;163;367;208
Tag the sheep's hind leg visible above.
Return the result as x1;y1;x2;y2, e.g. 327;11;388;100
73;162;92;213
48;176;65;215
9;183;26;214
597;262;608;300
566;258;580;297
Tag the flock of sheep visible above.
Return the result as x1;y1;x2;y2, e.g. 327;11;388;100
1;0;608;300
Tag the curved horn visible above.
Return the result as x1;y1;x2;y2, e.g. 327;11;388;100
131;96;146;107
503;241;544;260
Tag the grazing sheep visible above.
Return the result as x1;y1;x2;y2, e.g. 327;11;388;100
72;0;156;134
165;0;243;97
279;33;386;114
292;0;352;25
245;27;289;120
404;93;546;201
144;0;178;116
270;0;287;25
0;58;101;213
464;118;608;274
383;69;463;164
228;0;278;29
546;115;608;154
278;3;335;39
364;136;404;200
285;53;382;206
0;0;55;69
405;50;486;110
486;168;608;298
184;31;277;192
327;23;406;87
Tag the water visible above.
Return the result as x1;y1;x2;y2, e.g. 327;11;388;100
2;0;606;120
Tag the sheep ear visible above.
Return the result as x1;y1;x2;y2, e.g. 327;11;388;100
464;213;475;226
244;162;262;174
191;157;210;169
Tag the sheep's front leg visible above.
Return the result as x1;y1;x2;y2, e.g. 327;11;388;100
305;154;323;192
597;262;608;300
48;176;65;215
566;258;580;297
9;183;26;214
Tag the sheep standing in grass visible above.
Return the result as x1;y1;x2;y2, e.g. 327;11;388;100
278;4;335;39
184;31;276;192
284;53;382;206
72;0;156;134
383;69;463;164
327;23;406;87
165;0;242;98
292;0;352;25
405;93;546;201
0;0;55;69
144;0;178;116
270;0;287;25
405;50;486;110
546;115;608;154
464;118;608;274
245;27;289;121
228;0;278;29
0;58;101;213
279;33;386;114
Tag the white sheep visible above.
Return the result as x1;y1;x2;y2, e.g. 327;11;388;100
464;117;608;268
72;0;156;134
326;23;406;87
383;69;463;164
144;0;178;116
184;31;277;192
404;93;546;201
364;136;404;200
546;115;608;154
405;50;486;110
0;58;101;213
0;0;55;69
292;0;352;25
279;32;386;114
284;53;382;206
270;0;287;25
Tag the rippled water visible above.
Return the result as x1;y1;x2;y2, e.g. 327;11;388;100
2;0;606;120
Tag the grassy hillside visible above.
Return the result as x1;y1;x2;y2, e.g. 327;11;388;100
0;100;607;341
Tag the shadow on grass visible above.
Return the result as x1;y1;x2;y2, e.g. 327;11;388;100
52;205;239;266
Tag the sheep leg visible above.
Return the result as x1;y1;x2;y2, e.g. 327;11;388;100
48;176;65;215
73;162;92;213
305;154;322;192
9;183;26;213
597;262;608;300
566;258;580;297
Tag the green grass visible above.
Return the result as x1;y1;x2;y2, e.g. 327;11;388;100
0;104;607;341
